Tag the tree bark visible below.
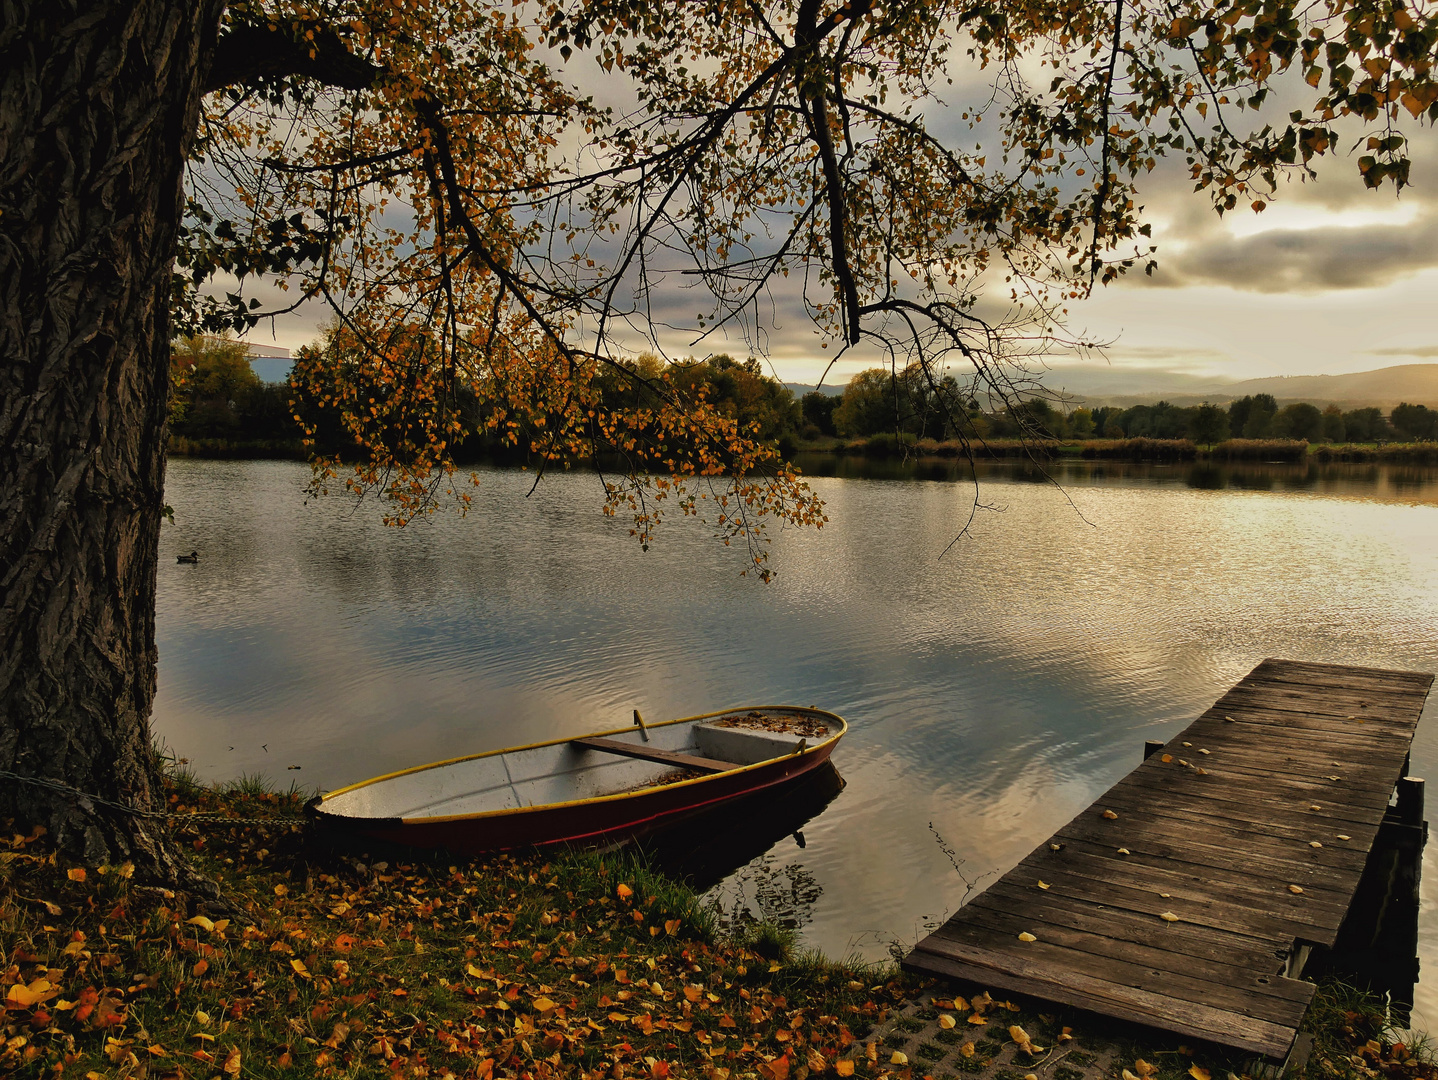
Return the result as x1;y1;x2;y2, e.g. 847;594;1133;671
0;0;224;877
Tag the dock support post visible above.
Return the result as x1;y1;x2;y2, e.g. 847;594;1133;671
1143;740;1165;760
1397;776;1425;827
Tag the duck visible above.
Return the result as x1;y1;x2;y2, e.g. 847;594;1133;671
176;550;199;564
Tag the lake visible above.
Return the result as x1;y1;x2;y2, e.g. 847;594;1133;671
155;457;1438;1024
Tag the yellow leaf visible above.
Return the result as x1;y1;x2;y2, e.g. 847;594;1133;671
67;868;86;882
1017;932;1037;943
223;1047;242;1077
533;997;557;1012
1309;805;1321;811
1102;809;1119;819
290;959;311;979
1310;841;1323;848
1117;848;1131;855
274;883;288;897
1189;1066;1211;1080
959;1042;975;1058
890;1051;908;1065
1036;881;1049;890
1289;885;1304;894
1337;834;1351;841
187;915;215;932
938;1015;957;1030
1160;912;1179;922
466;963;484;977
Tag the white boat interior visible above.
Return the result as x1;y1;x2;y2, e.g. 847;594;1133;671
319;707;843;821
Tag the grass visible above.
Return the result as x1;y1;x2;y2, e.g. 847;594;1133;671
0;770;903;1080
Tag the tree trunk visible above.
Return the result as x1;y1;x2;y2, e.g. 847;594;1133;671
0;0;224;878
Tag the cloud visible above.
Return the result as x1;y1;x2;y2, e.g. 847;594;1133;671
1366;344;1438;357
1139;212;1438;292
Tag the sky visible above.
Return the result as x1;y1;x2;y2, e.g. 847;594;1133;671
228;21;1438;392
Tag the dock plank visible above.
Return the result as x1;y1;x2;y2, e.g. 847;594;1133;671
905;659;1431;1060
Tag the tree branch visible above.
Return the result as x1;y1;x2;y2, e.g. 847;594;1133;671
204;23;382;94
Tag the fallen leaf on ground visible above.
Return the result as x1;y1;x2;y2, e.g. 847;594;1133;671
890;1051;908;1065
1189;1066;1211;1080
938;1015;957;1030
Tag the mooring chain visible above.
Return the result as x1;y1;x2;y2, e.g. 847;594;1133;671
0;769;302;828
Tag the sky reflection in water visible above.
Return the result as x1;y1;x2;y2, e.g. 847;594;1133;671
156;459;1438;1022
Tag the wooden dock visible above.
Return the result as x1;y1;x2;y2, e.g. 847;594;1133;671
905;659;1433;1060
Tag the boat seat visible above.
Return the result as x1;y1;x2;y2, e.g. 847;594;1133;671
569;736;738;774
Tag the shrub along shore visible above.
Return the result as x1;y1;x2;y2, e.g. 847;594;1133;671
2;766;1434;1080
788;436;1438;465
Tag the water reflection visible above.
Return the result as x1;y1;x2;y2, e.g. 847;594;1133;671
790;453;1438;504
155;459;1438;1027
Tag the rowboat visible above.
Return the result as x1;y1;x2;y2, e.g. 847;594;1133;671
306;706;846;854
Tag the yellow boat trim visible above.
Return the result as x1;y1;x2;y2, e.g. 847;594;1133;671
316;705;847;825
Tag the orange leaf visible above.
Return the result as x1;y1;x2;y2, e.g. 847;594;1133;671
192;960;209;978
67;868;87;882
835;1062;855;1077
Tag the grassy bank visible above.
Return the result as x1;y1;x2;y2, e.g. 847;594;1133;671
790;437;1438;465
1;774;902;1080
3;772;1431;1080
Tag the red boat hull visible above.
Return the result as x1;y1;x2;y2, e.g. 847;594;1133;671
309;738;838;855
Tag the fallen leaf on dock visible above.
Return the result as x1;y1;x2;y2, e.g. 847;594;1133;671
1337;834;1351;841
1198;749;1210;755
1102;810;1119;819
938;1015;957;1030
1310;841;1323;848
1161;754;1173;763
1036;881;1050;890
1159;912;1179;922
1049;843;1063;852
1117;848;1130;855
1017;932;1037;943
1159;892;1171;898
1058;1027;1073;1043
1195;767;1208;775
1223;715;1235;722
1309;804;1322;811
1327;776;1342;781
1289;885;1304;894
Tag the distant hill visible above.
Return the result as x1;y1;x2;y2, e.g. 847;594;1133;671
1219;365;1438;409
1041;363;1438;410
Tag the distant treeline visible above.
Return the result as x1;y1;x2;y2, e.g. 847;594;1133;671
167;341;1438;463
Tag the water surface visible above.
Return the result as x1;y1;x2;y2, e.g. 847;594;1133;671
156;458;1438;1023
